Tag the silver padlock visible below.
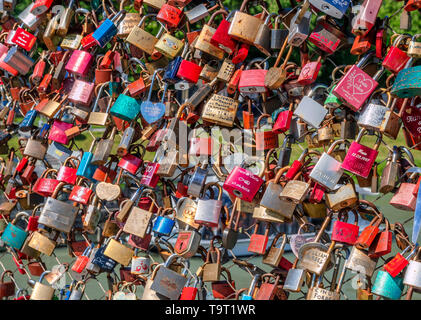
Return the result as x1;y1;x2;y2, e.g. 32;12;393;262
150;254;189;300
254;13;277;56
187;164;208;198
293;84;328;129
194;183;223;228
357;89;391;132
309;139;348;190
18;3;45;31
185;4;210;23
284;264;306;292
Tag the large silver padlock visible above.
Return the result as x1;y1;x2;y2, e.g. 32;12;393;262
194;183;223;228
309;139;349;190
150;254;189;300
185;4;210;23
293;84;328;129
38;182;79;233
357;90;392;132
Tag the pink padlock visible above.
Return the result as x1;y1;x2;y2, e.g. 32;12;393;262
341;129;381;178
139;162;160;187
68;79;95;106
48;120;73;145
65;50;93;77
333;51;382;112
223;159;264;202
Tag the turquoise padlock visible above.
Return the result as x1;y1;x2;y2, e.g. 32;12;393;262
76;139;98;180
110;92;141;122
1;212;30;250
372;270;404;300
391;61;421;98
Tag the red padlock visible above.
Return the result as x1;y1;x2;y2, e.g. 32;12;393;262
309;183;325;203
285;149;308;181
31;0;53;15
11;28;36;51
382;35;411;74
248;223;269;255
384;247;415;277
71;245;92;273
69;178;93;205
118;154;143;175
341;129;381;178
176;59;202;83
352;0;382;36
368;218;392;258
157;4;183;28
273;102;294;134
211;268;236;299
355;211;382;249
404;0;421;11
297;56;322;85
210;11;237;54
32;169;60;198
57;157;80;185
331;210;360;245
255;114;279;151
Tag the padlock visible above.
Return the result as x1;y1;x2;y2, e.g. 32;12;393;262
262;233;288;268
341;129;382;178
1;212;29;250
333;51;384;111
92;10;126;47
331;210;359;245
126;14;165;56
194;10;226;60
227;0;265;45
293;84;328;129
309;0;351;18
379;146;401;194
153;208;176;237
38;182;79;233
309;139;348;190
352;0;382;36
194;183;222;228
382;34;411;74
223;157;264;202
150;254;189;299
239;58;269;93
248;222;269;255
30;271;55;300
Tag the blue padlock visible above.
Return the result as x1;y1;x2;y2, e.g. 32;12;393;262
92;10;126;48
152;209;176;236
163;57;183;84
163;45;189;84
309;0;351;19
91;243;117;272
1;212;30;250
76;139;98;179
19;109;38;130
372;270;404;300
